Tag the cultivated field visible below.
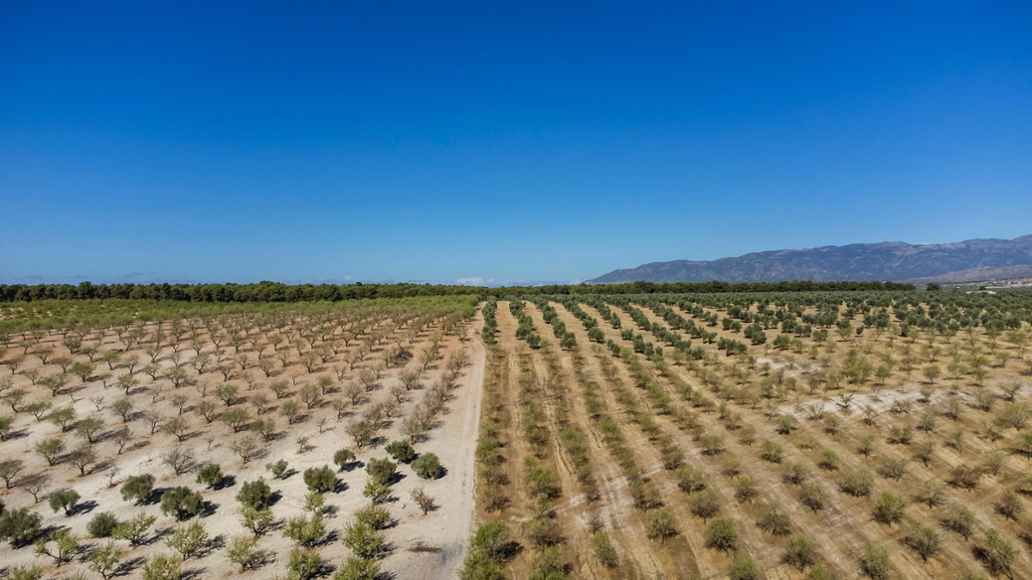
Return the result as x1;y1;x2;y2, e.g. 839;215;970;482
0;296;482;580
2;290;1031;580
464;292;1032;580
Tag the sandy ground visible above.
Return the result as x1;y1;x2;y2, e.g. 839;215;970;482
390;319;485;579
0;311;486;579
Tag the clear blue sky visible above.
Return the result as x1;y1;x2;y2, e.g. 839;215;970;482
3;1;1031;285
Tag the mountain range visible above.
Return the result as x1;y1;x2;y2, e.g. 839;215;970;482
589;235;1032;284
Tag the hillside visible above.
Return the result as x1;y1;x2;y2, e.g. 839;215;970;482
589;235;1032;284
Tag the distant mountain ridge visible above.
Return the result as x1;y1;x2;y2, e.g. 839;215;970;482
589;235;1032;284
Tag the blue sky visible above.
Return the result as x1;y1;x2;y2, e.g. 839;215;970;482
2;1;1031;284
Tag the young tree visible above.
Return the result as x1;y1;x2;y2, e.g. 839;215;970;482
413;453;443;479
287;547;323;580
0;459;24;489
704;518;737;552
303;466;337;494
121;474;156;505
237;478;273;510
140;553;182;580
783;535;817;571
88;512;121;538
232;435;260;465
111;397;134;422
334;448;357;471
385;440;417;463
284;513;327;547
903;524;941;561
89;542;124;580
160;487;205;520
34;529;80;566
412;488;435;515
858;543;891;580
48;488;80;516
196;463;225;489
342;520;387;559
240;505;274;537
162;446;196;476
0;508;43;547
226;534;262;571
166;520;209;559
113;513;157;546
75;416;105;444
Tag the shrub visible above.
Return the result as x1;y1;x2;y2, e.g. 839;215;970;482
366;457;399;485
354;504;392;530
287;547;323;580
266;459;289;479
646;510;677;542
141;554;182;580
858;543;891;579
527;514;563;547
284;514;327;547
903;523;941;560
729;551;758;580
591;531;618;568
0;508;42;547
872;492;906;524
385;440;417;463
949;464;982;489
799;481;826;511
995;490;1023;520
839;469;873;497
411;488;435;515
303;466;337;493
705;518;737;552
6;566;43;580
226;535;261;571
691;490;721;520
940;503;976;538
529;545;567;580
195;464;224;489
89;542;124;580
974;529;1015;577
783;535;817;570
166;520;209;559
757;505;791;536
675;465;706;493
760;441;783;463
817;449;839;471
237;478;273;510
113;513;157;545
240;506;274;537
783;462;810;485
733;476;757;503
914;482;945;508
413;453;443;480
461;520;514;580
342;520;386;559
363;480;392;504
160;487;204;520
121;474;155;505
333;449;357;471
333;556;381;580
88;512;120;538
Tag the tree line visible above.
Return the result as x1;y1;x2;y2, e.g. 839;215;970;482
0;280;915;303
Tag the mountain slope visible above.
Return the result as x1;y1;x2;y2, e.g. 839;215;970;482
589;235;1032;284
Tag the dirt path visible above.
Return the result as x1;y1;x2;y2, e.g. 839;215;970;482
391;314;486;579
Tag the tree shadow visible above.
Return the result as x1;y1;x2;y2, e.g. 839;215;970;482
69;499;98;516
113;556;146;577
199;500;220;518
